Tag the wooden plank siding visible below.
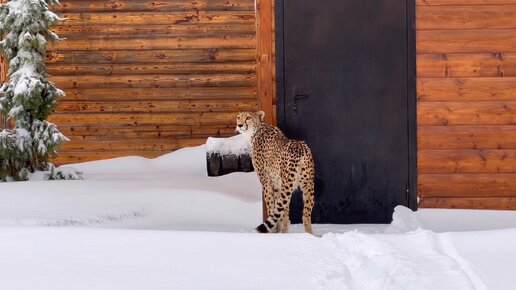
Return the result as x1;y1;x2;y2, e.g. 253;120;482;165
256;0;274;125
416;0;516;209
0;0;6;128
42;0;274;164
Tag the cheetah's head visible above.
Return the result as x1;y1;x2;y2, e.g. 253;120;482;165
236;111;265;141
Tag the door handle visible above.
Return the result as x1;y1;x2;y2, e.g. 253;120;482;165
291;87;309;113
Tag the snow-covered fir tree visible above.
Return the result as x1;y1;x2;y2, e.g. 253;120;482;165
0;0;68;181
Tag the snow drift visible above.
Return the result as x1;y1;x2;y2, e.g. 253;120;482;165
1;144;516;290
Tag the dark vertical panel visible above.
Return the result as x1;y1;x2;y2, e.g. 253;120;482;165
277;0;416;223
407;0;418;210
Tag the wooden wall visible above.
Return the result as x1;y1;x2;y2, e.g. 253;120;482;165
42;0;274;164
0;0;6;128
3;0;515;210
416;0;516;210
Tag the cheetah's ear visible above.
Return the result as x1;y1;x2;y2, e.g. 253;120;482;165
257;111;265;121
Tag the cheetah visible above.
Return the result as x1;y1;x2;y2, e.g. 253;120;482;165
236;111;315;234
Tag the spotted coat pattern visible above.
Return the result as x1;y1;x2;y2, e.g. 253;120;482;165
236;111;315;234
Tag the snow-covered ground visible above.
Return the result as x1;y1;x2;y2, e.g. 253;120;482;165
1;144;516;290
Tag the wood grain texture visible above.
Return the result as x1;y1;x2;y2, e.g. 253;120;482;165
61;87;257;101
51;74;256;89
415;0;516;208
0;24;6;128
418;174;516;197
52;0;255;13
417;53;516;77
61;136;208;151
419;197;516;210
47;63;256;76
418;101;516;125
256;0;275;125
0;47;6;85
59;12;255;26
49;112;237;126
48;0;262;164
46;49;257;64
52;24;256;38
418;126;516;150
417;5;516;29
417;77;516;102
53;150;167;164
416;0;516;6
417;29;516;53
419;150;516;173
58;125;237;139
56;100;258;113
52;36;256;50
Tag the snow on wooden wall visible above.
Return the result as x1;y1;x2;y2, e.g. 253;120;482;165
416;0;516;210
42;0;274;164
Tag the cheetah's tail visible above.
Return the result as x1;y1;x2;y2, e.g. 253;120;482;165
256;224;269;233
255;216;278;233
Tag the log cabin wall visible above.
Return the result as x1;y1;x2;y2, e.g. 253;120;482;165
42;0;274;164
0;0;6;128
416;0;516;209
0;44;5;129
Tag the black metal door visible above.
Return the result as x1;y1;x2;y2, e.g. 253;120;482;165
276;0;417;223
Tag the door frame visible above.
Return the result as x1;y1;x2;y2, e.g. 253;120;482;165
274;0;418;210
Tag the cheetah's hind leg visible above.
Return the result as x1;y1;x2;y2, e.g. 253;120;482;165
300;171;315;235
279;206;290;233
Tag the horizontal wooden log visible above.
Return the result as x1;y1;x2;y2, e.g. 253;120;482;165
419;197;516;210
51;36;256;50
61;136;208;151
46;49;256;64
416;0;516;5
419;150;516;173
58;125;237;139
206;152;253;176
418;174;516;197
417;53;516;78
48;62;256;76
50;74;257;89
418;126;516;149
48;112;238;126
60;87;257;101
54;0;255;13
417;29;516;53
56;99;258;113
52;24;256;38
418;101;516;125
417;77;516;102
59;12;255;26
53;150;168;163
417;5;516;30
53;150;168;165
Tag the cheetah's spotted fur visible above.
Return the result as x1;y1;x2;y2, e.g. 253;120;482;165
236;111;315;234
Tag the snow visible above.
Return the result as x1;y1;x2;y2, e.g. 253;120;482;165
11;64;41;99
206;134;250;155
1;145;516;290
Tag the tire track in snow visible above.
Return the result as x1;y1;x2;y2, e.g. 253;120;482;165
0;209;145;227
306;231;429;290
437;233;488;290
302;230;484;290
